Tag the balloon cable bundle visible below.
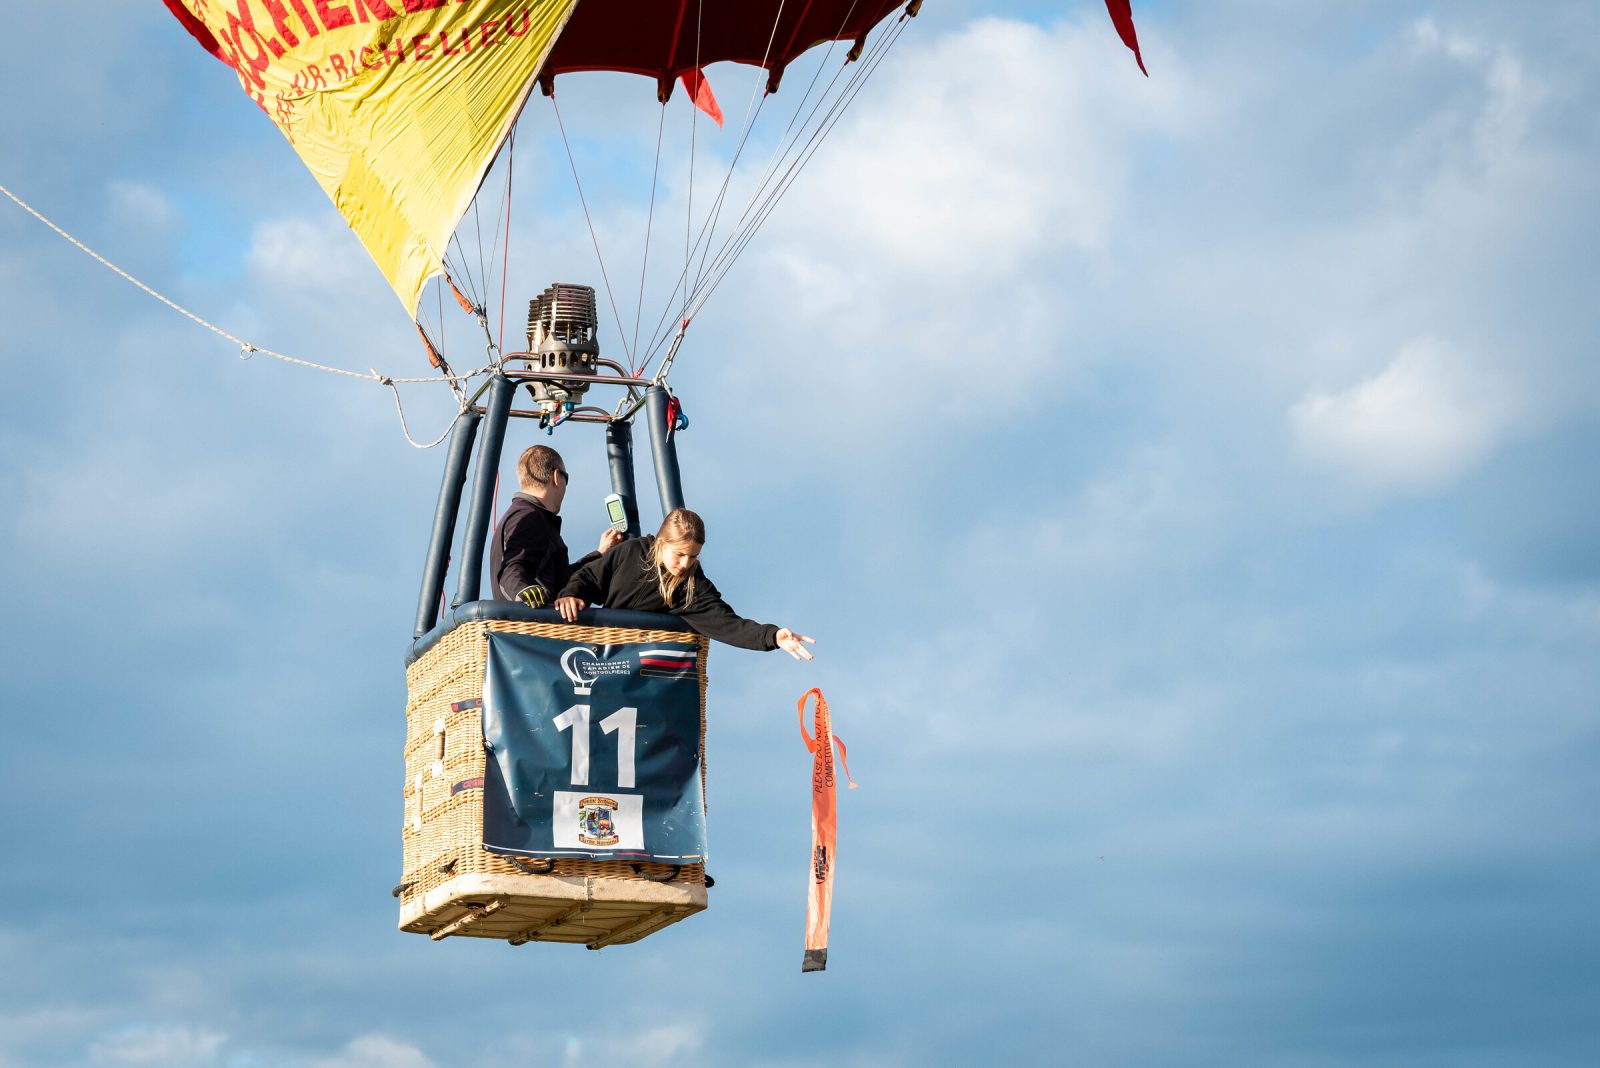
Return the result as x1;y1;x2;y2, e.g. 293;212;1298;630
798;687;855;972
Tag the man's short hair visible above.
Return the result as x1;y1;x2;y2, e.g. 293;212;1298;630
518;445;563;489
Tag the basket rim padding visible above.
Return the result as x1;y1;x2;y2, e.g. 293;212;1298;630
408;601;694;665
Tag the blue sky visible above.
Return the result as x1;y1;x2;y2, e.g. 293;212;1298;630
3;2;1599;1065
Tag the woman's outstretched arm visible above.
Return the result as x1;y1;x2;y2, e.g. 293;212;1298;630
680;578;815;656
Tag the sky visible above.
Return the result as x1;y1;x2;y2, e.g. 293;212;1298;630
2;2;1599;1065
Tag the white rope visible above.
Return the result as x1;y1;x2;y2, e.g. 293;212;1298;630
373;370;470;449
1;180;480;386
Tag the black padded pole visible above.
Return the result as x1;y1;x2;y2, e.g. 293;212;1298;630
643;385;685;516
453;374;517;607
413;408;482;639
605;418;643;538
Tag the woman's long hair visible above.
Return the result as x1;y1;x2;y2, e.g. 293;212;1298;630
648;508;706;608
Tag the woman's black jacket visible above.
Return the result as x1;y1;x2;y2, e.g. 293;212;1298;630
559;536;779;651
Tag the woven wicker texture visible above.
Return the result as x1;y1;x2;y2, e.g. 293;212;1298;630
399;617;710;945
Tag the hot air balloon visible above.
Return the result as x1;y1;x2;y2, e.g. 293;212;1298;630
165;0;1144;948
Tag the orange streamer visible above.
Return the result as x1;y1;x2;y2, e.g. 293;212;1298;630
798;687;855;972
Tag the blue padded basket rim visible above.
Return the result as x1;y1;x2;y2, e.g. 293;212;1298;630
407;602;694;666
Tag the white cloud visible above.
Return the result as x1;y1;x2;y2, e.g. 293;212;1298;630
6;403;253;567
1410;17;1485;63
1031;444;1219;574
561;1023;705;1068
87;1024;224;1066
311;1034;438;1068
1290;337;1519;493
784;19;1149;269
767;15;1187;277
1409;17;1543;176
0;1004;105;1060
107;181;178;233
248;214;375;292
819;444;1228;765
657;15;1194;439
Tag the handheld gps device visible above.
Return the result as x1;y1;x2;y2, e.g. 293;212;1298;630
603;493;628;533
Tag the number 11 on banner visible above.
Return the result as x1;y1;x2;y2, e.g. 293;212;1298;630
553;705;638;788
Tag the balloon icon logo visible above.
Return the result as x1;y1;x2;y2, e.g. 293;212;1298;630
561;646;600;695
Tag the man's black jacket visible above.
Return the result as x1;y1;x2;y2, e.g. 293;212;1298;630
490;493;597;605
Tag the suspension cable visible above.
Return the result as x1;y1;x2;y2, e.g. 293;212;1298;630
637;89;772;371
678;13;909;327
700;5;874;281
0;179;483;386
682;0;706;326
639;1;906;371
496;124;518;360
683;0;790;305
551;94;634;370
630;103;670;376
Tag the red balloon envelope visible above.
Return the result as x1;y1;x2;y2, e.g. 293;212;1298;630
541;0;912;93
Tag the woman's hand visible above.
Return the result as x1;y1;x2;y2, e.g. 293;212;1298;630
597;528;625;553
556;596;587;623
775;628;815;661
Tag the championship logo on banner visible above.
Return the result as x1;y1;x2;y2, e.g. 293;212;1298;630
480;632;706;863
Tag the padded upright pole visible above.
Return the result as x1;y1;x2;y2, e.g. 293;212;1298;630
413;408;482;639
605;418;643;538
644;385;685;516
453;374;516;608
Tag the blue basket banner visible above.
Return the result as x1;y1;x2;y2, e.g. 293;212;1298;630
480;631;707;864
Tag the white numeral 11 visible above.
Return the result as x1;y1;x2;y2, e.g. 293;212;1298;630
554;705;637;788
601;706;637;788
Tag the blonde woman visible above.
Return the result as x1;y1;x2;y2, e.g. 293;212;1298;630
556;508;815;660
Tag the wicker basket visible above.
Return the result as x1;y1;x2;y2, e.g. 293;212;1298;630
398;616;710;947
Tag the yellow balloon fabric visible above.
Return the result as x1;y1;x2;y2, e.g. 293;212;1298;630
171;0;578;314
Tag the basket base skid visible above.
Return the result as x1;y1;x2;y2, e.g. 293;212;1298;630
399;872;707;948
